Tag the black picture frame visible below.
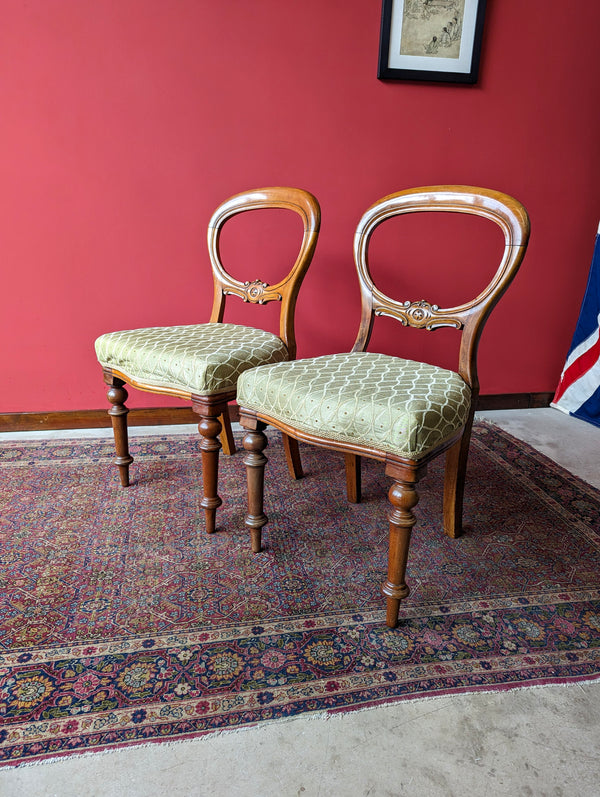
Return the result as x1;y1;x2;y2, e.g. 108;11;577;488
378;0;487;84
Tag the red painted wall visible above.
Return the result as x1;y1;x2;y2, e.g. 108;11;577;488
1;1;599;414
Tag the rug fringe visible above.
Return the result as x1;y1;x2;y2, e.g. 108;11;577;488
4;709;331;770
8;675;599;770
322;674;600;719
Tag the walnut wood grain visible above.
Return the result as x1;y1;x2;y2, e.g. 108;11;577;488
242;421;270;553
104;373;133;487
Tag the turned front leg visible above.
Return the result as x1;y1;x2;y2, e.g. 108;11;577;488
106;377;133;487
196;412;223;534
242;425;269;553
382;479;419;628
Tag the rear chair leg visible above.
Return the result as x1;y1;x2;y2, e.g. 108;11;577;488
219;410;236;456
345;453;361;503
443;424;472;539
106;376;133;487
242;424;269;553
282;433;303;479
382;478;419;628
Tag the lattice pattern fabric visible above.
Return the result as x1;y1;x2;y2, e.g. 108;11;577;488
95;323;289;396
238;352;472;458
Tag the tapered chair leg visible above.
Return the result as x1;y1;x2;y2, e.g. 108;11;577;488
219;410;236;456
345;454;361;503
105;375;134;487
242;424;269;553
282;433;303;480
443;424;472;539
194;403;224;535
382;477;419;628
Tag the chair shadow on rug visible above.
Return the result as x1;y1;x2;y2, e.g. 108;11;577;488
95;187;320;533
238;185;530;628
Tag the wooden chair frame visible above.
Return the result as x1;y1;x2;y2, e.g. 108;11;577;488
240;186;529;628
102;187;320;534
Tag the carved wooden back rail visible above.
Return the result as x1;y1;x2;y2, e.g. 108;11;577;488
352;186;530;396
207;187;321;359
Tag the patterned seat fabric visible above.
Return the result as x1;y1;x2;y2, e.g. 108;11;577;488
237;352;472;459
95;323;289;396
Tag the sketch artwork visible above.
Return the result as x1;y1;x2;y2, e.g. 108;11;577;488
400;0;465;58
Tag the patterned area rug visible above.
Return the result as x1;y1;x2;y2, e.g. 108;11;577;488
1;423;599;766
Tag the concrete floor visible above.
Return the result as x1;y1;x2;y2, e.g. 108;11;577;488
1;407;599;796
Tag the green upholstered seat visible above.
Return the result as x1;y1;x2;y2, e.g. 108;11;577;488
237;351;472;459
95;323;289;396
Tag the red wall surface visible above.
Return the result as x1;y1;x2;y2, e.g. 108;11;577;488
1;1;599;414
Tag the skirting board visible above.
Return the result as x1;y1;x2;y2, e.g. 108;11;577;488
0;394;554;433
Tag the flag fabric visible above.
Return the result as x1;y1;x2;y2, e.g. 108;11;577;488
551;226;600;428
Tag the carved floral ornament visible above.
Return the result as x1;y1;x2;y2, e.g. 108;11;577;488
244;279;269;302
223;279;284;304
375;299;462;329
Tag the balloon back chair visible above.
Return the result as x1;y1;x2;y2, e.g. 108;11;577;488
95;187;320;534
237;186;529;628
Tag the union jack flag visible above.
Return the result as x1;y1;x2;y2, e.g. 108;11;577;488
552;226;600;428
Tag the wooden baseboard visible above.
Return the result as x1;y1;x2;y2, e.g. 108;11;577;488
475;392;554;411
0;406;235;433
0;394;552;433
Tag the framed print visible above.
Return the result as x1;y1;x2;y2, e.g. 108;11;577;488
378;0;487;84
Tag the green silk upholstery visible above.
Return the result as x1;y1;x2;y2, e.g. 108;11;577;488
237;352;472;459
95;323;289;396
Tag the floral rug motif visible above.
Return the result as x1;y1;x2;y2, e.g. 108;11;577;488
0;423;599;766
